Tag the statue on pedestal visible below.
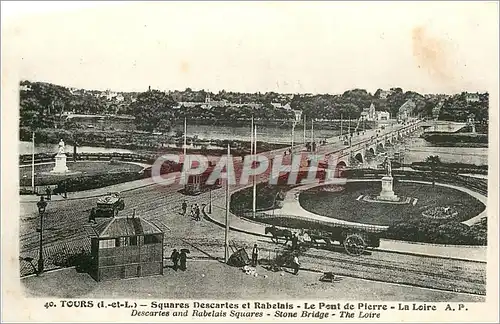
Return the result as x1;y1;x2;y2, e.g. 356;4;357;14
383;156;392;177
57;139;65;155
51;138;69;173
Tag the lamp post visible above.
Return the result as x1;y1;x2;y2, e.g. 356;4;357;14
36;196;47;275
208;187;212;214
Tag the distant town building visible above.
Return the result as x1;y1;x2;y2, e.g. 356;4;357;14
398;99;416;121
19;84;32;91
377;90;391;99
360;103;376;121
432;101;444;120
376;111;390;121
88;215;164;281
293;109;303;122
115;94;125;102
465;93;480;103
176;94;263;110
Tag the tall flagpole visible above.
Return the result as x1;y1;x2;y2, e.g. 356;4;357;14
303;115;306;144
224;143;230;263
31;131;35;193
252;125;257;219
340;113;343;138
183;117;187;157
250;116;254;157
311;119;314;152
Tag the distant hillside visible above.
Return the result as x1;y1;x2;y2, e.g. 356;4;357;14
439;92;489;122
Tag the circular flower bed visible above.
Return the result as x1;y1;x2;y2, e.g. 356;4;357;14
422;206;459;219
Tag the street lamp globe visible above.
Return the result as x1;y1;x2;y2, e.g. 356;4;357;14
37;196;47;213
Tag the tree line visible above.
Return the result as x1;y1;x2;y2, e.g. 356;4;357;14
20;80;488;133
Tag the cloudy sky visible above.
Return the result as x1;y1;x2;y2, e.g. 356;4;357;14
2;1;498;94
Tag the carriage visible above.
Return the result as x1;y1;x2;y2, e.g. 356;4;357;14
265;224;382;256
89;192;125;221
184;167;222;195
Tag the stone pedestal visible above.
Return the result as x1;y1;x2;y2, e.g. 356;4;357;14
51;153;69;173
377;176;399;201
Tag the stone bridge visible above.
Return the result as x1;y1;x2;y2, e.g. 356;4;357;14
320;120;423;170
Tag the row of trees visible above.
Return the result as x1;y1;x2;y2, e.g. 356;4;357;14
23;80;479;133
439;92;489;122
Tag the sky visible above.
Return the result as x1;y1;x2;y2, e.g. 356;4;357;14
2;1;499;95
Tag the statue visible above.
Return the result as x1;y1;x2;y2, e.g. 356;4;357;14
51;138;69;173
384;157;392;177
58;139;65;154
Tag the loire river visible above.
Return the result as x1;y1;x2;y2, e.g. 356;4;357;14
19;129;488;166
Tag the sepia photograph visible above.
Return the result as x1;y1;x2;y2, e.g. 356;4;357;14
1;1;498;323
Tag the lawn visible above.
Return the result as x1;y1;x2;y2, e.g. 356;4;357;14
298;181;485;226
19;161;144;186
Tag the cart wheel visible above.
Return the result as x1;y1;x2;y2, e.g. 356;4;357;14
118;200;125;211
343;234;367;256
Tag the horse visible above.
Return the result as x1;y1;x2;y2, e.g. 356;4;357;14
265;226;293;245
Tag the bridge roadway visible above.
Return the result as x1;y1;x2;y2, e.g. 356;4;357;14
18;119;485;297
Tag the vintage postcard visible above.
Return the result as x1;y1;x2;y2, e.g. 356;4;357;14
1;1;498;323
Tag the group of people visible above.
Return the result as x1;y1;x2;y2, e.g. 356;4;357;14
170;249;188;271
181;200;201;221
252;243;300;275
44;185;67;199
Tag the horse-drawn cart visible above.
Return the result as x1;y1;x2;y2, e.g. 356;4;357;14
265;224;382;257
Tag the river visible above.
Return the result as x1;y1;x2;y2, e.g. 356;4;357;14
19;129;488;166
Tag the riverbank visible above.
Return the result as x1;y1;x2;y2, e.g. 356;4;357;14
421;132;488;146
19;127;288;154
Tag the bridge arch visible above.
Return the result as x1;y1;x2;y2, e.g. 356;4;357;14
334;160;348;178
354;152;364;163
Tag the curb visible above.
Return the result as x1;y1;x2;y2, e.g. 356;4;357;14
202;206;269;239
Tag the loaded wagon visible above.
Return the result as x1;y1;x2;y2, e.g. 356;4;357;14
306;225;381;256
266;223;382;257
89;193;125;222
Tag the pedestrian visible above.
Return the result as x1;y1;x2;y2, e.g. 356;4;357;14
190;205;195;219
62;181;68;198
89;208;97;224
179;250;187;271
252;244;259;266
181;200;188;216
291;234;298;251
292;254;300;275
194;204;201;221
45;186;52;201
171;249;180;271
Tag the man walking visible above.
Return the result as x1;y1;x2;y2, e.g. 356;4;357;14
194;204;201;221
292;254;300;275
171;249;180;271
45;186;52;201
251;244;259;267
181;200;188;216
291;233;298;251
179;250;187;271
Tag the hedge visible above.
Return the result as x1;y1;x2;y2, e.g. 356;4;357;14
53;171;144;193
385;219;486;245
